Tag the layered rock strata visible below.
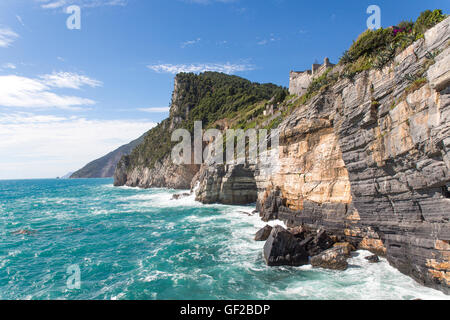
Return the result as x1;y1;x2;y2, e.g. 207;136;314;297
255;18;450;293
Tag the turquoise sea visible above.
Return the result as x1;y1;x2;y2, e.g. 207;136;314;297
0;178;448;300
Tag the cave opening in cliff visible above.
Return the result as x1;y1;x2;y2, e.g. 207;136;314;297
442;183;450;199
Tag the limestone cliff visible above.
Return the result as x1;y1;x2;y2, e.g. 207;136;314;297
253;17;449;293
195;15;450;293
114;13;449;294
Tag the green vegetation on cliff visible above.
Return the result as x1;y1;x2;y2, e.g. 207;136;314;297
340;9;447;76
124;72;287;170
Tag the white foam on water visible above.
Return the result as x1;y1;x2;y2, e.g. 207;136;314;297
98;186;449;299
124;189;203;209
262;250;449;300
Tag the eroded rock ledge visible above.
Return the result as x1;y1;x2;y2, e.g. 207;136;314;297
195;17;450;294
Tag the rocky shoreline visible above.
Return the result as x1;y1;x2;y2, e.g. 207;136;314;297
116;17;450;294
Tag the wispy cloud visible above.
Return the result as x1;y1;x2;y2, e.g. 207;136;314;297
138;107;170;113
37;0;127;9
0;72;101;110
147;62;254;74
2;63;17;70
257;34;280;46
181;38;201;48
40;72;103;89
0;112;155;179
0;27;19;48
16;16;25;27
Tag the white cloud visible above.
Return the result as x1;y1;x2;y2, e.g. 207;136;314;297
181;38;201;48
38;0;127;9
0;73;101;110
0;112;156;179
0;27;19;48
138;107;170;113
147;62;254;74
40;72;103;89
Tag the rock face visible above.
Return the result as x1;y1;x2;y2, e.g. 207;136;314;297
333;242;356;256
195;162;257;204
255;225;273;241
255;17;450;293
263;226;309;266
114;154;199;189
311;247;349;271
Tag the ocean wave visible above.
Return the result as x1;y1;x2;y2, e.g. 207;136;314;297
1;180;448;300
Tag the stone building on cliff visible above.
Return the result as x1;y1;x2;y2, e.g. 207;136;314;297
289;57;335;96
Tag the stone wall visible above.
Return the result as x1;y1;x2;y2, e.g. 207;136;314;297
289;57;335;96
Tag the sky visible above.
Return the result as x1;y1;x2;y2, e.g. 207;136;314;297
0;0;448;179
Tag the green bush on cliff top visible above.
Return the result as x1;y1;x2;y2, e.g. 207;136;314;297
339;9;447;72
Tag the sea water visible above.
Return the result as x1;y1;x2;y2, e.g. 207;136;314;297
0;178;448;300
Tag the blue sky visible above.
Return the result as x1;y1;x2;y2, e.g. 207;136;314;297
0;0;449;179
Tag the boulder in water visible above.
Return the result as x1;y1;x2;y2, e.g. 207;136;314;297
311;246;349;270
255;225;273;241
171;193;191;200
263;225;309;266
365;254;380;263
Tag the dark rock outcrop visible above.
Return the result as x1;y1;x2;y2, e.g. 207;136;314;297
172;193;191;200
255;225;273;241
365;255;380;263
263;226;309;266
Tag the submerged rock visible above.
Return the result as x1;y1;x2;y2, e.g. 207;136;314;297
11;229;37;236
365;254;380;263
255;225;273;241
263;225;309;266
311;247;349;271
171;193;191;200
